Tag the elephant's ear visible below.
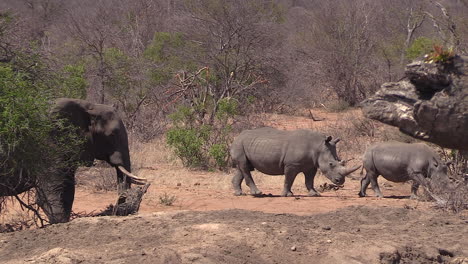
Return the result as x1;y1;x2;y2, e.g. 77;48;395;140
53;98;92;132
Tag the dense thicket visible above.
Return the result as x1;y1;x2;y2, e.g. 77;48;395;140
0;12;84;208
1;0;467;169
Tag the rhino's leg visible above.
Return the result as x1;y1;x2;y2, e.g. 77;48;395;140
282;166;299;197
359;171;383;197
232;169;245;196
305;168;321;197
238;167;261;196
359;173;371;197
410;182;420;200
368;173;383;198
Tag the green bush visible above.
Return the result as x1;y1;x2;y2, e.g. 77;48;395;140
209;143;229;168
0;65;52;177
166;99;237;170
57;63;87;99
166;127;207;167
406;37;435;61
0;63;84;197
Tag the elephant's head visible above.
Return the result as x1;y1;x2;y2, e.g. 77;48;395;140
317;136;361;185
37;98;146;223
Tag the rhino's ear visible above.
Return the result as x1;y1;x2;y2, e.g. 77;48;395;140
325;136;332;143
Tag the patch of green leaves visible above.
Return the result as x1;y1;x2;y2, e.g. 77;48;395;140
406;37;435;61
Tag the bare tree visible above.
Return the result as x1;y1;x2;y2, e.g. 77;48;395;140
308;0;381;106
64;0;123;104
400;6;426;65
174;0;283;119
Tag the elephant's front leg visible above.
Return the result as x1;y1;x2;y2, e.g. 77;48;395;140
36;171;75;224
282;166;299;197
304;168;320;197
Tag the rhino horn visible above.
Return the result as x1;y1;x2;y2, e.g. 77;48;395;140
342;165;361;176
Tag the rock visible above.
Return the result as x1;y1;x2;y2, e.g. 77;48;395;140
362;55;468;150
290;246;297;251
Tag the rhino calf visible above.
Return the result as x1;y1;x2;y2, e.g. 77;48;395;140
359;142;450;198
230;127;360;197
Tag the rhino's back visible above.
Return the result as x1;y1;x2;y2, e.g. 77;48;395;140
231;128;322;175
366;142;434;181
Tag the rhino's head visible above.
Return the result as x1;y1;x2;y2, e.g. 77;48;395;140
425;157;452;187
317;136;360;185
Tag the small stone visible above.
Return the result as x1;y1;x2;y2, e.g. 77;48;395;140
245;228;250;231
194;182;200;186
356;228;360;232
291;246;297;251
322;226;331;230
326;240;332;243
261;222;267;225
177;183;182;186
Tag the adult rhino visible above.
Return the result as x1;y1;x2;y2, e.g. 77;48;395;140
230;127;361;197
359;141;450;198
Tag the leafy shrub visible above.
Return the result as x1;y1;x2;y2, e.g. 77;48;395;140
166;127;207;167
209;143;229;168
406;37;434;61
0;65;53;179
166;98;238;170
425;45;455;64
159;193;177;206
57;63;87;99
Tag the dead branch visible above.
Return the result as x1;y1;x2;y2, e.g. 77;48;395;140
309;110;325;121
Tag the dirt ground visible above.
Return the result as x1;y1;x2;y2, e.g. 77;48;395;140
1;110;467;263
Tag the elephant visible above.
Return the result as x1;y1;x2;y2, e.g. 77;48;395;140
0;98;147;224
230;127;361;197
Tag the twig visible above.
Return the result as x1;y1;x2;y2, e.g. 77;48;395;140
309;110;325;121
14;194;47;227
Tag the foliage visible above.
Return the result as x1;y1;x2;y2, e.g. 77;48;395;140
144;32;199;85
56;63;87;99
166;126;208;167
166;97;237;169
425;45;455;64
0;62;85;195
406;37;434;61
0;65;52;178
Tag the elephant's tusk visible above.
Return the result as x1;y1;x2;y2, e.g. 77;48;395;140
117;166;148;185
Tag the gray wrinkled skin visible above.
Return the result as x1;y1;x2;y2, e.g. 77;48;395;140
359;141;450;198
230;127;360;197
